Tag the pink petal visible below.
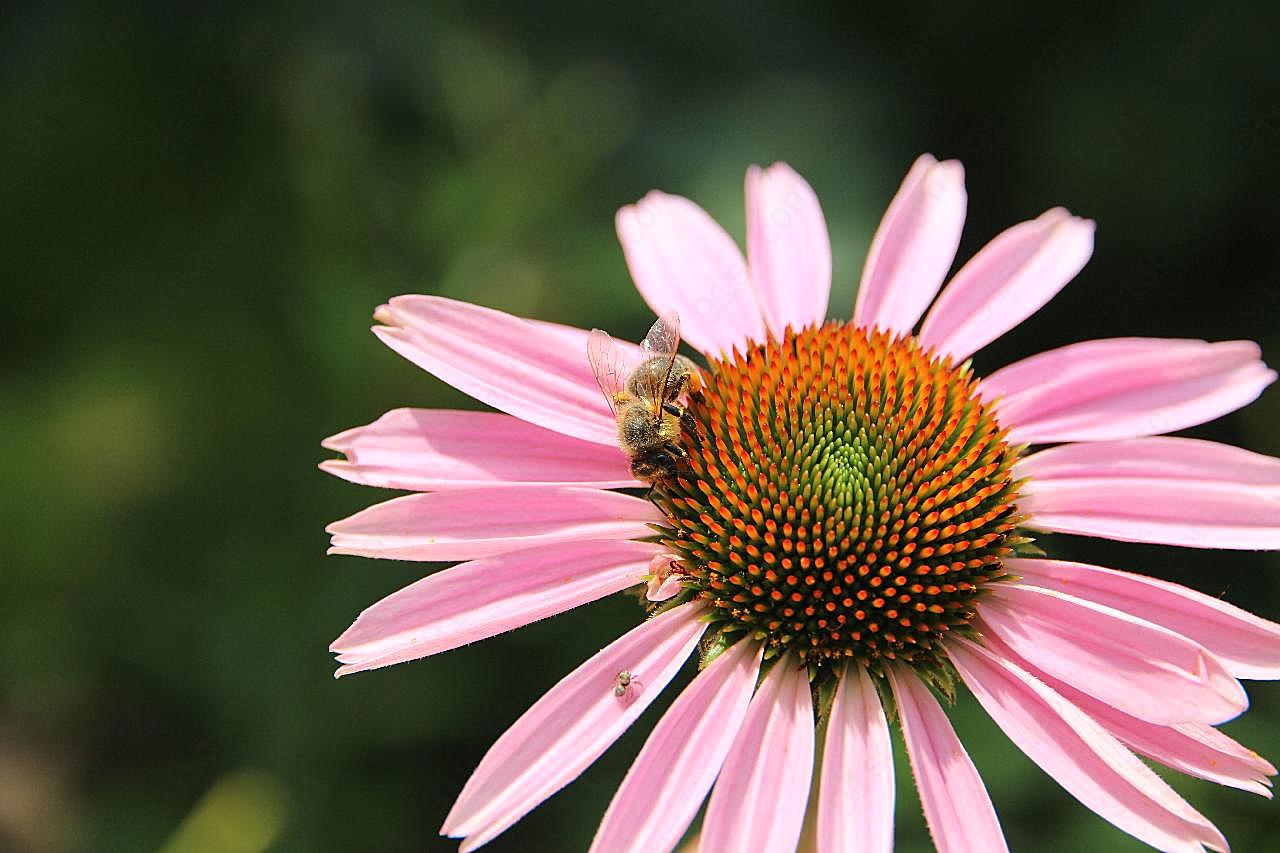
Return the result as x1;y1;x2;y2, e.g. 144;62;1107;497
442;603;707;850
817;663;894;853
1017;435;1280;484
617;191;766;358
1009;558;1280;681
888;666;1008;853
702;653;814;853
919;208;1095;361
373;296;634;445
977;338;1274;444
980;337;1204;395
744;162;832;337
330;539;660;676
1017;437;1280;549
319;409;637;491
326;487;662;562
996;639;1276;797
949;638;1229;853
979;583;1247;725
854;154;966;335
1129;721;1275;798
589;640;763;853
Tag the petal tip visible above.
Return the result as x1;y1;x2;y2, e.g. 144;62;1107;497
764;160;800;179
923;160;966;198
1070;215;1097;234
319;431;346;451
931;157;965;178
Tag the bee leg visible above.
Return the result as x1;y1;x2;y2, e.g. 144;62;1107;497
679;409;698;437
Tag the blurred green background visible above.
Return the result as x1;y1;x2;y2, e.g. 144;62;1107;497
4;2;1280;851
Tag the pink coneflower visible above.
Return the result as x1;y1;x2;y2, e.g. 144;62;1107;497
323;155;1280;852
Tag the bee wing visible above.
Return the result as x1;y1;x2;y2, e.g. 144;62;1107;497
641;311;681;362
587;328;630;416
633;312;683;408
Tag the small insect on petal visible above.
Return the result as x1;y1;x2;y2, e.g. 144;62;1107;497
646;554;685;601
613;669;644;702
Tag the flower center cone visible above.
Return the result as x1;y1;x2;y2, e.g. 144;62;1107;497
654;322;1025;671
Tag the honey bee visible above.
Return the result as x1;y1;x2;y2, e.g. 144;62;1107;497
588;312;700;483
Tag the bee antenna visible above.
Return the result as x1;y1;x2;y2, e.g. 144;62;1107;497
659;351;678;406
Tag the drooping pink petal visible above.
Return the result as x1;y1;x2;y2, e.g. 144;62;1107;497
589;640;763;853
372;296;638;445
888;665;1007;853
991;636;1276;797
979;583;1247;725
702;653;814;853
854;154;967;335
330;539;660;677
1017;437;1280;549
319;409;637;491
326;486;662;562
1128;721;1275;798
617;191;766;358
744;162;831;337
950;638;1230;853
977;337;1274;444
918;207;1094;361
1009;557;1280;680
817;663;894;853
441;603;707;850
